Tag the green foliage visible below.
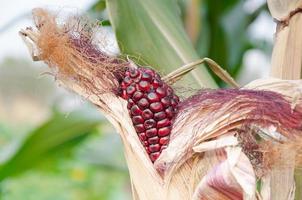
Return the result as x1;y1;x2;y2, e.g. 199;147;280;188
193;0;268;86
0;110;101;181
97;0;270;87
106;0;218;89
89;0;110;24
1;154;130;200
0;108;131;200
91;0;106;12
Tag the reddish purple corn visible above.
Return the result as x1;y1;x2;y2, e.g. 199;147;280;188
119;67;179;162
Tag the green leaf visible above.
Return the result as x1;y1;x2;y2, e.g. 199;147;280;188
99;20;111;26
91;0;106;12
89;0;108;21
195;0;267;86
0;110;102;181
106;0;218;89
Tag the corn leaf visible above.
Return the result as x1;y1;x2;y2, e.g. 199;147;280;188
0;110;102;181
106;0;218;89
195;0;267;86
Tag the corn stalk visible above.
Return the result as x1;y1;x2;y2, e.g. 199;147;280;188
269;0;302;79
267;1;302;199
19;6;302;200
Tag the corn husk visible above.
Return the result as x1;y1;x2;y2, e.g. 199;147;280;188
19;8;302;200
268;0;302;79
268;1;302;199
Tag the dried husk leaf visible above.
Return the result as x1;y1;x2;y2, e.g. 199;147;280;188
20;8;302;200
260;149;296;200
268;1;302;198
192;147;256;200
268;0;302;79
268;0;302;19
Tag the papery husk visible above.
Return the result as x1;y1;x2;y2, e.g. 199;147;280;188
268;0;302;19
260;149;296;200
268;0;302;79
154;79;302;200
192;147;256;200
20;8;302;200
267;1;302;198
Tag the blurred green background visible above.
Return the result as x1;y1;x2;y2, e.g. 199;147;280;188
0;0;273;199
